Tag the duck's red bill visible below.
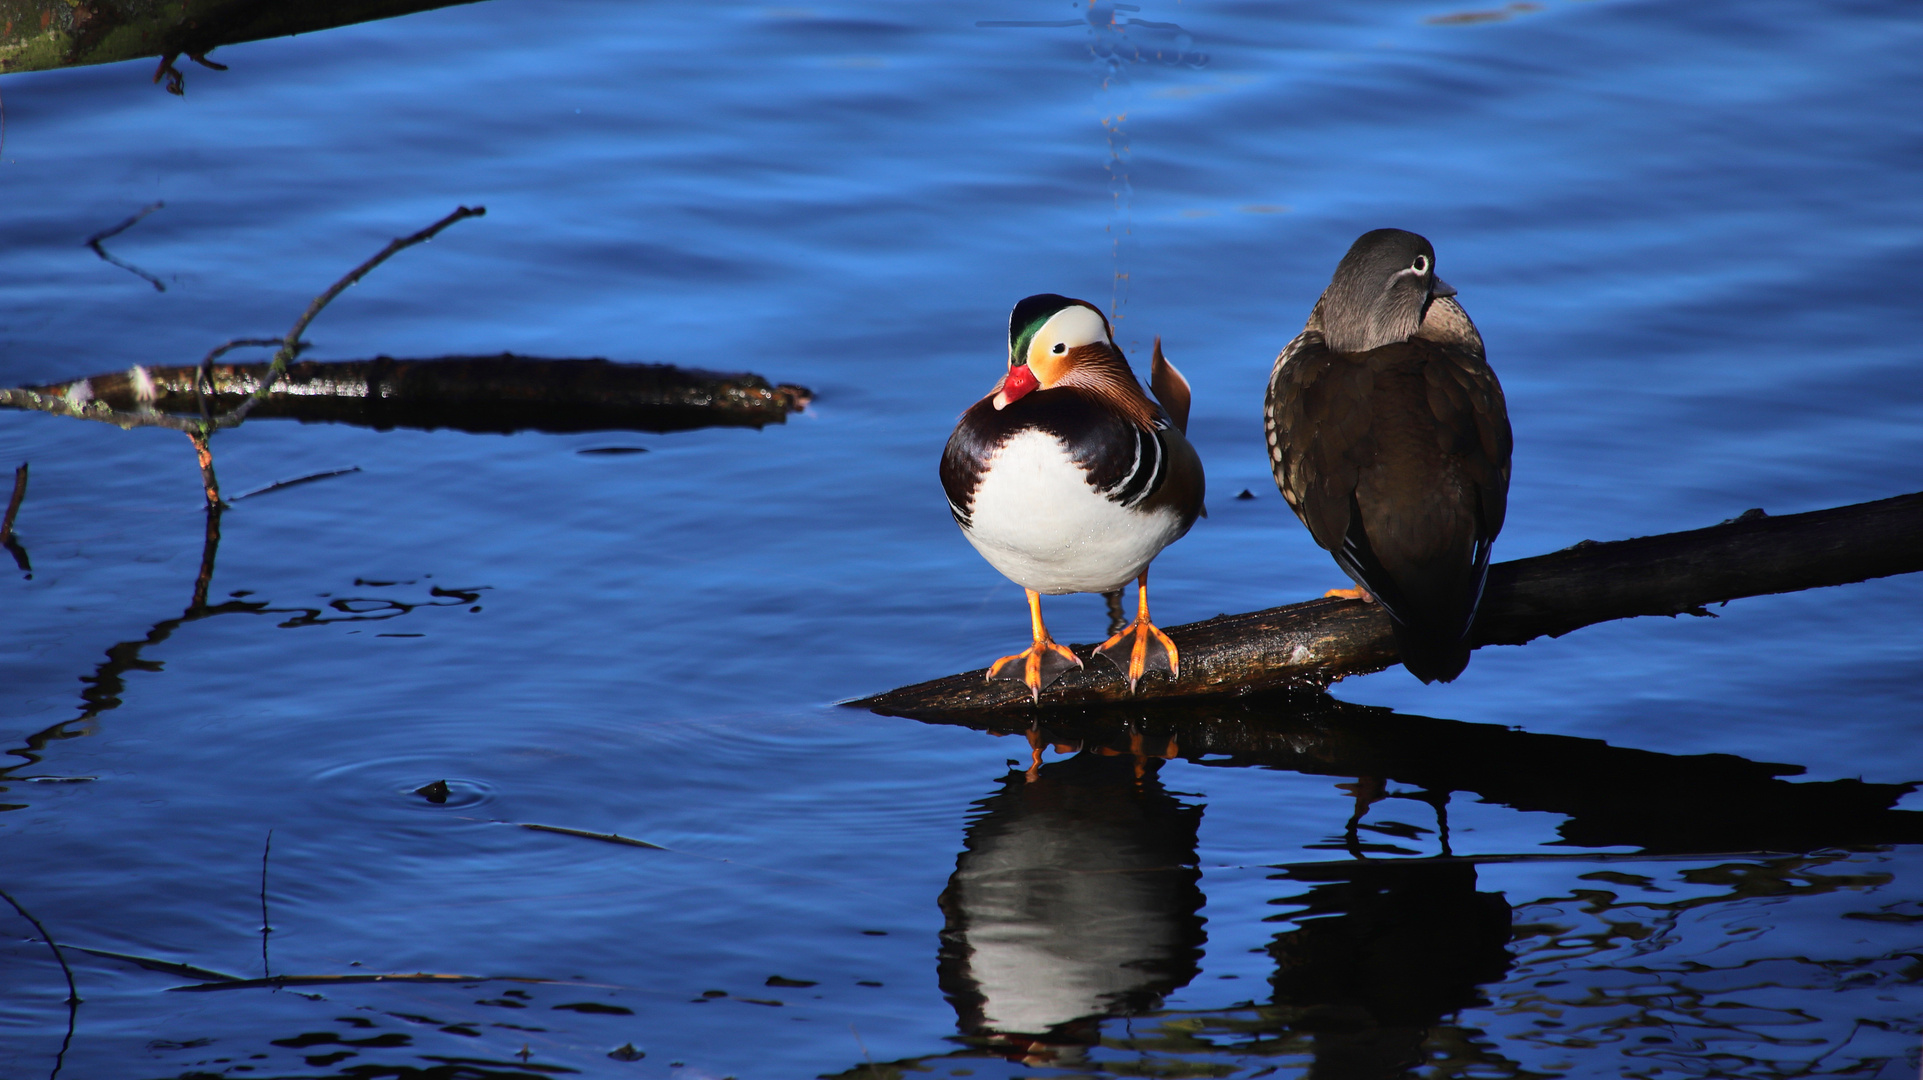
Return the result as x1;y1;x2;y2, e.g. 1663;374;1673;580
1002;363;1039;403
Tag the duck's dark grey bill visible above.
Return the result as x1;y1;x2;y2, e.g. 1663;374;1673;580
1431;277;1457;298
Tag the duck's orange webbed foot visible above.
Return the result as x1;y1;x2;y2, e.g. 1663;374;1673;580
987;587;1082;703
987;640;1082;702
1324;586;1374;602
1095;619;1178;693
1094;571;1179;694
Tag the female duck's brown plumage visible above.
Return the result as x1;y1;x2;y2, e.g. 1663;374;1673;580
1264;229;1512;683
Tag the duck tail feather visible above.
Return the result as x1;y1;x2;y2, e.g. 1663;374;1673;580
1149;337;1192;433
1390;618;1473;684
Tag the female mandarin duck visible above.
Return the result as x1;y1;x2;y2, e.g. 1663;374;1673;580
1264;229;1512;683
942;294;1206;702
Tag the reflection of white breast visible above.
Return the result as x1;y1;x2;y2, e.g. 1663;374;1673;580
963;429;1183;596
950;812;1191;1035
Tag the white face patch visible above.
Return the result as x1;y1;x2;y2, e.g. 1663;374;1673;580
1026;304;1111;369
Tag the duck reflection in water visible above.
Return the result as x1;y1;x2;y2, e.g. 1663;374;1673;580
936;748;1205;1064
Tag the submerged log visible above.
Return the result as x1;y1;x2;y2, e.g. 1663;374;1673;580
1;355;813;435
853;490;1923;713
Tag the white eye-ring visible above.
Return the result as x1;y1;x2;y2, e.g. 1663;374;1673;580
1411;254;1431;275
1052;342;1067;354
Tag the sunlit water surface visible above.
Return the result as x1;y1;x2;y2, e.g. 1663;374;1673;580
2;1;1921;1077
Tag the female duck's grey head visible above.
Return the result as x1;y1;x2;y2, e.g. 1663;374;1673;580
1317;228;1456;354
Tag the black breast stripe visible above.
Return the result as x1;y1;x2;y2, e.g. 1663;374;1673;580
1109;423;1166;509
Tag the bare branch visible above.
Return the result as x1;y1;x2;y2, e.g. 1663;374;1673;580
192;337;286;422
1;461;26;575
0;882;81;1080
186;430;220;508
0;386;204;432
83;200;165;248
219;204;486;427
1;462;25;538
84;201;167;291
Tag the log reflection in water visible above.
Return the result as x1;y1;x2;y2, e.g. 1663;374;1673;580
937;752;1205;1061
884;692;1923;856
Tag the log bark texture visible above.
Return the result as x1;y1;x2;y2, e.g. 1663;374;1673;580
1;355;812;434
0;0;478;77
853;490;1923;713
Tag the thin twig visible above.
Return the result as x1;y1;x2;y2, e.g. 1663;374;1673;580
187;505;222;613
221;204;486;427
0;883;81;1080
83;201;164;249
259;830;273;980
168;972;586;993
0;886;80;1000
193;338;284;423
519;823;666;850
84;201;167;292
154;54;184;95
1;461;25;538
186;430;220;508
0;208;484;509
4;461;32;576
229;467;360;503
849;1023;877;1075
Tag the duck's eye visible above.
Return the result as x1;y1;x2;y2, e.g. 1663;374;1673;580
1411;254;1430;275
1051;342;1067;354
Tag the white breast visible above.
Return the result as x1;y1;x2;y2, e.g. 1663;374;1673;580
962;428;1186;595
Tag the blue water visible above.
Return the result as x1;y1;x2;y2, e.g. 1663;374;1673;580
2;1;1921;1076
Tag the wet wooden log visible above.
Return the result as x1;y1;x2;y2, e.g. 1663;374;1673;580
852;490;1923;713
0;355;813;434
0;1;480;80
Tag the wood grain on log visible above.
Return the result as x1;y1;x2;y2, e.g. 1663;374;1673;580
852;490;1923;714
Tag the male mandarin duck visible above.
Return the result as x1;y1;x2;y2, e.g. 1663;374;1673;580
1264;229;1512;683
941;294;1206;702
